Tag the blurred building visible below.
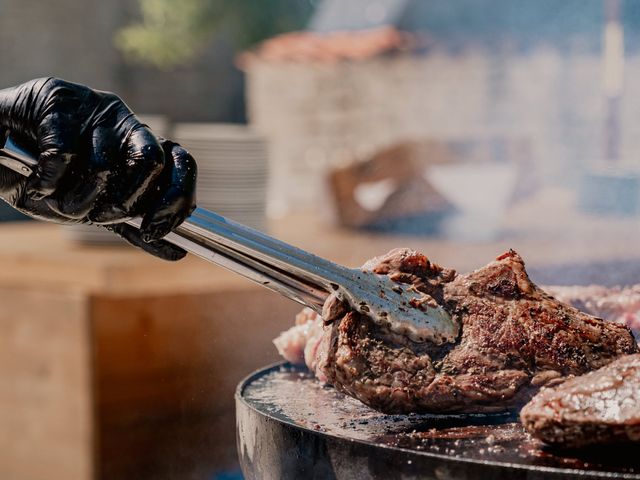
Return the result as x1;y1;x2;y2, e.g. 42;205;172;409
0;0;244;122
244;0;640;216
5;0;640;219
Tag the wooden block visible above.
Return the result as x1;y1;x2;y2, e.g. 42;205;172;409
91;288;300;479
0;279;300;480
0;287;93;480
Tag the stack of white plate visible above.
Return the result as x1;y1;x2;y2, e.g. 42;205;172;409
174;123;268;231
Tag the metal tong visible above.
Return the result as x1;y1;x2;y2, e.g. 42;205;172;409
0;131;459;344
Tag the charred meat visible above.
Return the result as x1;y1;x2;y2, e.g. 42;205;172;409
521;354;640;448
274;249;637;414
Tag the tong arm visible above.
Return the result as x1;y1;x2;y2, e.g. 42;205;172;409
0;130;459;344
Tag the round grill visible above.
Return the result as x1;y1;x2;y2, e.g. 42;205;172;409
236;363;640;480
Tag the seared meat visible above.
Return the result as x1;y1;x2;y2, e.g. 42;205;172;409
546;285;640;341
274;249;637;414
273;307;329;383
521;354;640;448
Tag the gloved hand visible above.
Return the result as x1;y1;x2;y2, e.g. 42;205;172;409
0;77;197;260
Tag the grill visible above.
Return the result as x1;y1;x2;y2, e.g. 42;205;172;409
236;363;640;480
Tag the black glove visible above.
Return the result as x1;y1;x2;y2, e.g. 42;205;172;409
0;77;197;260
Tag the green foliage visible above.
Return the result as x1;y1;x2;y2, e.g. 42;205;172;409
116;0;314;68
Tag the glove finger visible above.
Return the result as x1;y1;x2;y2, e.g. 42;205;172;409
0;128;26;198
6;181;77;223
27;110;80;200
140;140;197;242
107;223;187;261
0;164;27;202
44;173;101;220
88;125;165;223
44;124;114;219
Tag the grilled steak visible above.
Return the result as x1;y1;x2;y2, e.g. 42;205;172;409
274;248;637;414
546;284;640;341
521;354;640;448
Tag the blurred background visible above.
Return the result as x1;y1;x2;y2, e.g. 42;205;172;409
2;0;640;479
